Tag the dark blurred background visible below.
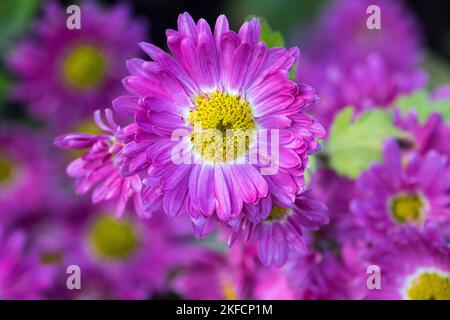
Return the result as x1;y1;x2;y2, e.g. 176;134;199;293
2;0;450;121
54;0;450;62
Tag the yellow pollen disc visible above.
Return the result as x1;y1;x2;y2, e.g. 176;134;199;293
40;251;63;264
89;216;138;260
188;90;256;163
390;194;424;224
73;119;103;135
266;206;289;222
407;272;450;300
62;44;106;90
0;154;14;184
221;279;238;300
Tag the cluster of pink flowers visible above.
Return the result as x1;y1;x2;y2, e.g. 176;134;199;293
2;0;450;300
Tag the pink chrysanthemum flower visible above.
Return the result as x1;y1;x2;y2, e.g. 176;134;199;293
0;126;56;223
284;231;368;300
285;250;357;300
305;0;423;70
351;139;450;242
363;223;450;300
31;205;190;299
394;85;450;160
8;1;147;128
309;168;360;245
229;191;329;267
300;53;426;130
297;0;426;130
174;242;293;299
394;110;450;161
0;228;53;299
113;13;324;237
173;247;247;300
55;109;145;218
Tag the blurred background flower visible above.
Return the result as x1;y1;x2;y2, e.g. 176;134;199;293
0;0;450;300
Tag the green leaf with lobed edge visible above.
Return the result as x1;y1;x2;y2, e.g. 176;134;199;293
326;107;407;179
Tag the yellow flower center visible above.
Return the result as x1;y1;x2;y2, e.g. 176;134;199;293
62;44;106;90
188;90;256;163
390;194;424;224
406;272;450;300
89;216;138;260
266;206;289;221
0;154;14;185
73;119;103;135
221;279;238;300
40;251;63;264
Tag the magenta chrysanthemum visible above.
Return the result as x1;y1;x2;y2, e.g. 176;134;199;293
69;212;188;299
112;13;325;241
302;54;426;130
351;139;450;241
363;223;450;300
31;205;190;299
0;126;56;223
55;109;144;218
173;247;246;300
173;242;293;299
309;168;360;245
394;110;450;161
8;1;147;128
0;228;53;299
305;0;423;70
285;249;357;300
297;0;426;130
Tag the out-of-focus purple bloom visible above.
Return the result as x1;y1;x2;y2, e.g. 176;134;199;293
174;242;295;299
173;249;243;299
394;85;450;161
252;266;295;300
394;110;450;160
300;53;426;130
8;1;147;128
297;0;426;130
112;13;325;239
283;225;369;300
363;223;450;300
351;139;450;242
0;126;56;223
55;109;144;218
285;249;357;300
32;206;189;299
305;0;423;70
229;191;329;267
0;228;53;299
309;168;360;245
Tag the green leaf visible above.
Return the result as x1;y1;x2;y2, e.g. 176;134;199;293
326;107;406;179
195;231;228;253
245;15;285;48
304;153;317;186
289;63;297;81
0;69;11;105
396;90;450;123
0;0;41;51
232;0;327;38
